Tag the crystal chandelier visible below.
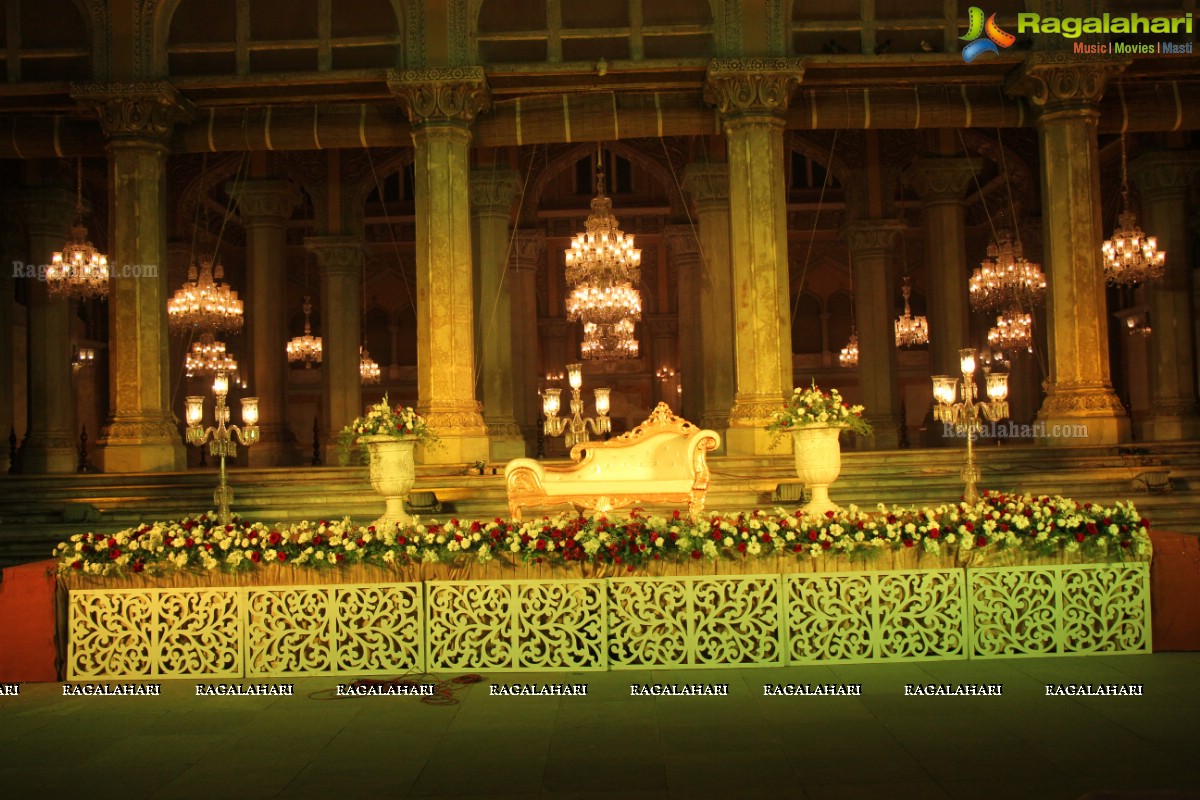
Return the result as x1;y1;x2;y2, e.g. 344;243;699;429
185;332;238;378
968;229;1046;313
987;306;1033;353
360;345;381;385
565;149;642;360
838;331;859;368
581;319;639;361
167;257;244;334
286;297;322;367
895;276;929;348
48;159;109;301
1103;135;1164;286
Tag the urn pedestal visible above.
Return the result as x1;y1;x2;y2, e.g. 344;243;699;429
792;426;843;516
360;435;417;529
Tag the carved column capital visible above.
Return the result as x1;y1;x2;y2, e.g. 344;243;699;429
387;67;490;126
902;158;983;203
304;235;363;276
703;58;803;118
15;188;80;240
469;169;521;216
509;229;546;272
70;80;196;143
1005;53;1128;113
662;225;701;267
230;179;302;225
1130;151;1200;201
840;220;905;256
682;163;730;211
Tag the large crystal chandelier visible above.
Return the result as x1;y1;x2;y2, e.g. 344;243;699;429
48;159;109;301
167;257;244;334
894;277;929;348
359;345;381;384
968;229;1046;313
185;332;238;378
287;297;322;367
987;306;1033;353
1103;134;1164;286
838;331;859;368
564;149;642;360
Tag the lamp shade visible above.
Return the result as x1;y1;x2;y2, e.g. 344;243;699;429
543;388;562;417
932;376;958;406
241;397;259;426
185;396;204;426
567;363;583;390
593;387;611;417
986;373;1009;402
959;348;977;376
213;373;229;396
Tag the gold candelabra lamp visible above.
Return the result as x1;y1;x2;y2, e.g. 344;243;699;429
185;372;260;525
542;362;611;449
931;348;1010;505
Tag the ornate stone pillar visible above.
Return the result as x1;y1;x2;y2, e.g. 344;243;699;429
682;163;735;441
304;236;362;464
389;67;489;464
18;189;78;473
231;179;302;466
902;158;980;378
1007;55;1129;445
1130;151;1200;441
647;316;679;409
509;230;545;450
73;81;193;472
469;169;524;459
664;226;701;421
842;221;905;449
703;59;803;455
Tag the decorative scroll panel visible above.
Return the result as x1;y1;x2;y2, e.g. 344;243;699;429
607;575;782;668
245;583;423;677
786;570;966;663
968;564;1150;658
68;589;243;680
426;580;606;671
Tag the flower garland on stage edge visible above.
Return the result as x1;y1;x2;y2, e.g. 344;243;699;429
54;491;1151;578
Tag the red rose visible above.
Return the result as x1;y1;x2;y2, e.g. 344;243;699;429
107;537;117;548
71;560;82;570
736;542;747;553
396;535;406;545
808;531;818;542
975;535;987;548
249;551;261;563
536;540;546;551
820;540;831;550
203;543;213;552
691;550;702;560
131;561;143;573
903;538;914;548
1075;533;1086;542
1120;540;1130;549
355;538;365;547
313;534;323;545
1086;523;1097;535
225;524;234;532
335;553;343;562
277;551;287;562
672;510;681;520
184;537;194;548
964;522;975;533
929;529;940;539
268;531;281;545
825;510;835;519
711;532;721;541
109;548;121;559
792;544;801;552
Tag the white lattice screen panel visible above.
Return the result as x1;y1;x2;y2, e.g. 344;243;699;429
425;580;607;671
68;589;243;680
968;563;1151;658
245;584;424;677
607;574;783;668
785;570;968;664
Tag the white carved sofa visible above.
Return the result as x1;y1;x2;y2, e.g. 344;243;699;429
504;403;721;521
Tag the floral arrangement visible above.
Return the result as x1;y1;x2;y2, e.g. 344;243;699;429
54;492;1150;578
336;394;437;464
768;381;872;441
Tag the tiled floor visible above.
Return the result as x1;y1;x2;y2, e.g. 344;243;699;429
2;655;1199;799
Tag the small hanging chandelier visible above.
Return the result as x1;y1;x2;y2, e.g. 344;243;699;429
580;319;639;361
167;257;244;334
968;229;1046;313
359;344;381;384
895;276;929;348
565;147;642;360
1103;134;1164;286
287;296;322;367
987;306;1033;353
838;330;860;368
48;159;109;301
185;332;238;378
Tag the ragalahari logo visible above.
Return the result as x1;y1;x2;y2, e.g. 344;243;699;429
961;7;1016;63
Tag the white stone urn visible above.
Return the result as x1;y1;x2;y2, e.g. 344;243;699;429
791;425;843;516
359;434;417;529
